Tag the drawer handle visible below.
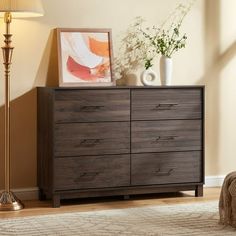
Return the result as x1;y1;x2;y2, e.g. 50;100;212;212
155;168;173;176
80;106;105;112
155;136;178;142
152;103;178;111
74;172;99;182
79;172;99;178
79;139;103;147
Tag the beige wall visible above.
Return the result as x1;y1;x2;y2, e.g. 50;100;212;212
0;0;235;189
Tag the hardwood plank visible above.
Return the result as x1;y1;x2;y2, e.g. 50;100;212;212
0;188;220;219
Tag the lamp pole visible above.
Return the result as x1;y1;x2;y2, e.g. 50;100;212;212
0;12;24;211
4;11;13;194
0;0;43;211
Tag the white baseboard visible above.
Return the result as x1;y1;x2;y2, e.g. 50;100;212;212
204;175;225;187
0;176;225;201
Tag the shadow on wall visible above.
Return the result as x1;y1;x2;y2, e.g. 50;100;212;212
0;90;37;189
0;29;59;190
200;0;236;175
34;29;59;87
0;106;4;188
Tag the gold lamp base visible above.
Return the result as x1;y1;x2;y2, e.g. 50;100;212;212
0;191;24;211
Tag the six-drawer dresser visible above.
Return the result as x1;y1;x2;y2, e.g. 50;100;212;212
37;86;205;207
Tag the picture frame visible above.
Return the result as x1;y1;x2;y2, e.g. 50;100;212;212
57;28;114;87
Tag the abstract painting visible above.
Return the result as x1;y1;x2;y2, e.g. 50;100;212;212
57;28;114;86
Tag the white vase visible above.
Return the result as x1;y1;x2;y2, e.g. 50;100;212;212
141;67;158;86
160;55;172;86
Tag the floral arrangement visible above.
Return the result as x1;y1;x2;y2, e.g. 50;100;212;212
113;17;155;78
114;0;196;79
142;1;196;59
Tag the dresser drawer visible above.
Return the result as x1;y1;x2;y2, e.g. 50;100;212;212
132;88;202;120
132;120;202;153
131;152;202;186
54;155;130;190
54;122;130;156
54;89;130;123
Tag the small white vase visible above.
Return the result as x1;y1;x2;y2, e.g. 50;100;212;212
160;55;172;86
141;67;158;86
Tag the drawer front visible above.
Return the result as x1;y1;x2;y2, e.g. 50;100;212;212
132;120;202;153
54;89;130;123
131;152;202;186
54;155;130;190
54;122;130;156
132;89;202;120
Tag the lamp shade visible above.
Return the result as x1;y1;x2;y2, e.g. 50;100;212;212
0;0;44;18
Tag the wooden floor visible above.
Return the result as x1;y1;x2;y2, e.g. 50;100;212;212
0;187;220;219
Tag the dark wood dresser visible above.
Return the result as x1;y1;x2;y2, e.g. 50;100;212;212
37;86;205;207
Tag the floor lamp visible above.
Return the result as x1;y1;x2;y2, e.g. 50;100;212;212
0;0;44;211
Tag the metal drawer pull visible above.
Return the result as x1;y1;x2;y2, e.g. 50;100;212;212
152;103;178;111
74;172;99;182
155;136;178;142
79;172;99;178
154;168;173;176
80;106;105;112
79;139;102;147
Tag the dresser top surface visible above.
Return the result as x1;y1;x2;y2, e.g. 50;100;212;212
37;85;205;91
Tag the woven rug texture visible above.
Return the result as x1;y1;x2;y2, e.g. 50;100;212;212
0;201;236;236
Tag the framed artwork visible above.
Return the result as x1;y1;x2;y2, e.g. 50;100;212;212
57;28;114;87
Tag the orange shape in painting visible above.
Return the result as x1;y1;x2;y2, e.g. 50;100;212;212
89;37;109;57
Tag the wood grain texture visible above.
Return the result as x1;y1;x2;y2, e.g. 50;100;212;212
37;86;205;207
131;152;202;186
132;120;202;153
54;89;130;123
58;184;203;200
54;155;130;190
54;122;130;156
132;88;202;120
37;88;54;198
195;185;204;197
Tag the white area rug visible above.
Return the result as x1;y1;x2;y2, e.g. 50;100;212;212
0;201;236;235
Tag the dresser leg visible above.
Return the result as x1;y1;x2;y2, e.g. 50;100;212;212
195;185;203;197
38;189;46;201
52;194;61;208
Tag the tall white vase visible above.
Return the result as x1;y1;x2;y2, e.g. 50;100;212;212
160;55;172;86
